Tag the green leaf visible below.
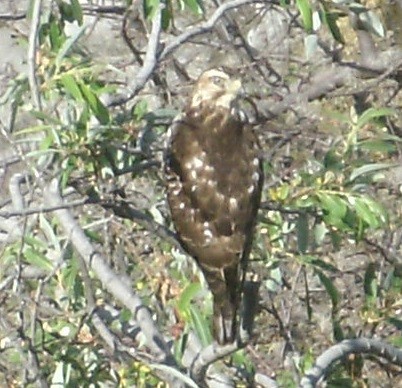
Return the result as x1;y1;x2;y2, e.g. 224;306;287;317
58;1;75;23
355;107;396;130
24;248;54;271
317;193;347;218
144;0;160;20
364;262;377;299
316;193;347;229
358;139;396;154
79;82;110;124
183;0;203;14
349;163;396;182
332;319;344;342
315;269;339;310
49;19;64;51
296;0;313;32
189;304;213;346
55;24;87;70
39;214;61;252
133;100;148;121
60;74;83;101
310;257;339;273
176;282;202;315
297;213;309;254
161;4;172;30
70;0;83;25
387;318;402;331
354;197;380;228
319;5;344;43
24;236;48;249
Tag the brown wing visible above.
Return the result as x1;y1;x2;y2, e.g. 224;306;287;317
165;106;263;344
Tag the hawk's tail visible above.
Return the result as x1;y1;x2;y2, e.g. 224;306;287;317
204;265;241;345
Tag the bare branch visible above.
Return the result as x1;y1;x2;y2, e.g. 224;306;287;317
107;4;163;106
43;179;185;387
159;0;268;61
0;12;26;20
27;0;42;111
300;338;402;387
0;199;88;218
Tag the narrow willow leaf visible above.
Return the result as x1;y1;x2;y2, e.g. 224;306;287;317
349;163;396;182
24;248;53;271
315;269;339;310
79;82;110;124
176;282;202;314
364;262;377;299
55;24;87;70
189;304;213;346
355;107;395;130
60;74;83;101
297;213;309;254
296;0;313;32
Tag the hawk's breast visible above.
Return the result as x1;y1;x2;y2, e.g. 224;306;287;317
165;106;262;269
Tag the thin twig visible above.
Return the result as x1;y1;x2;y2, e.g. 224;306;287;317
108;4;163;106
0;199;88;218
27;0;42;111
159;0;268;60
0;12;26;20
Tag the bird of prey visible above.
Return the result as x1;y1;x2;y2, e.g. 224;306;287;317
164;68;263;344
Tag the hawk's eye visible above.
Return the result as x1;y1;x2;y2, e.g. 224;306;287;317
211;76;224;86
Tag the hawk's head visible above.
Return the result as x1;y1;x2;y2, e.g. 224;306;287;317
190;69;242;110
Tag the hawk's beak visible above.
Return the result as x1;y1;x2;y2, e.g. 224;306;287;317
226;79;242;96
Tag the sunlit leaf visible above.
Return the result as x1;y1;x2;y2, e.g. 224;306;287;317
296;0;313;32
349;163;396;182
24;248;54;271
183;0;204;14
354;197;380;228
79;82;110;124
55;24;87;70
189;304;213;346
60;74;83;101
176;282;202;316
317;192;347;223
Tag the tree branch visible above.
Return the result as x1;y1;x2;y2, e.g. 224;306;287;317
300;338;402;387
43;179;185;387
27;0;42;111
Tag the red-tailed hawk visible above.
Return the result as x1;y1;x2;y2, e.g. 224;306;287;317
165;69;263;344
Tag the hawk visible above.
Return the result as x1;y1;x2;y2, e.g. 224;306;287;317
165;69;263;344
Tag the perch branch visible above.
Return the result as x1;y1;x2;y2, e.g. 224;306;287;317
300;338;402;387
